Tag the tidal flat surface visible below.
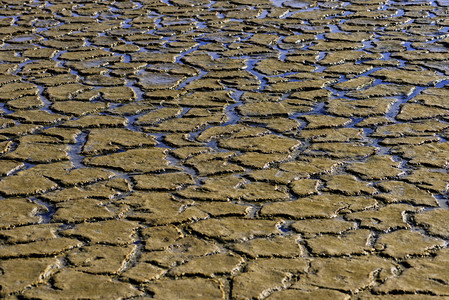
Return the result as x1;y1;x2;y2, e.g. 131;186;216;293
1;0;449;298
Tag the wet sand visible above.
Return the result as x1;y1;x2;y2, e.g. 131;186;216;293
1;0;449;298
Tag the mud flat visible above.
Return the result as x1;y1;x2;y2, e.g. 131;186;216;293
1;0;449;299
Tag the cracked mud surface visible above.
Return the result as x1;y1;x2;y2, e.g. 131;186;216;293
1;0;449;299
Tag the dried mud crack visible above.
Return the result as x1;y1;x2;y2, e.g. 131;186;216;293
1;0;449;299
